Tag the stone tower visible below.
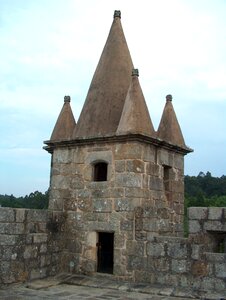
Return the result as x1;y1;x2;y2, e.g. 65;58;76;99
44;11;192;277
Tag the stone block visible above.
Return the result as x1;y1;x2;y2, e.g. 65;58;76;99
188;220;201;233
188;207;208;220
40;244;47;253
126;159;144;173
33;233;48;244
143;219;158;232
115;143;143;160
72;148;85;163
53;149;72;164
23;245;38;259
125;187;148;198
115;160;125;173
127;255;145;270
93;199;112;212
157;149;173;166
77;198;92;212
87;149;113;163
191;261;209;277
120;219;133;231
115;173;142;188
51;175;70;189
126;241;144;256
167;242;187;258
191;244;201;260
30;268;46;280
135;231;147;241
71;175;85;189
0;235;17;245
114;198;141;212
208;207;223;220
146;163;161;177
16;209;26;222
173;154;184;169
171;259;187;273
146;242;165;257
215;262;226;278
0;223;25;234
142;144;155;163
205;253;226;262
149;176;163;191
0;207;15;222
147;257;169;272
203;220;223;231
27;210;48;222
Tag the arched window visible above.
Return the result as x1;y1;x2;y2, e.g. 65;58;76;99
93;162;108;182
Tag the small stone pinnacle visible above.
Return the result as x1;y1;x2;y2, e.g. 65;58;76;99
132;69;139;77
114;10;121;19
64;95;71;103
166;94;172;101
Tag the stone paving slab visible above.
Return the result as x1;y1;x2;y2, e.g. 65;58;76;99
0;274;225;300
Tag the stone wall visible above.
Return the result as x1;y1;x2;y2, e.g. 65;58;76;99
48;141;185;278
0;208;63;284
49;141;185;236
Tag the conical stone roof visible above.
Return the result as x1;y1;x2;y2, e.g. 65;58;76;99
157;95;185;147
73;11;133;138
117;69;155;137
50;96;76;141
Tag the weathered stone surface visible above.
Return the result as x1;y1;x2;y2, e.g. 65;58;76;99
0;223;25;234
53;149;72;164
115;143;143;160
208;207;223;220
215;262;226;278
167;242;187;258
126;241;144;256
126;159;144;173
115;160;125;172
191;261;209;277
146;242;165;257
93;199;112;212
27;210;48;222
149;176;163;191
128;255;145;270
0;235;17;246
203;220;223;231
146;163;161;177
188;220;201;233
0;208;15;222
171;259;187;273
115;173;142;187
33;233;48;244
15;209;26;222
188;207;208;220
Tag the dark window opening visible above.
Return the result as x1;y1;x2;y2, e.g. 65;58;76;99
94;162;108;181
97;232;114;274
208;232;226;253
163;165;171;202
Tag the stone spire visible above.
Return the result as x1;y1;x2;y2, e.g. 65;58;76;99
117;69;155;137
50;96;76;141
73;10;133;138
157;95;185;147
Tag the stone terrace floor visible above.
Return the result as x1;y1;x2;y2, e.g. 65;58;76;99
0;273;225;300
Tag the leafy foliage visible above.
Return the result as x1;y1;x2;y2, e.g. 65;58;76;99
184;172;226;210
0;190;49;209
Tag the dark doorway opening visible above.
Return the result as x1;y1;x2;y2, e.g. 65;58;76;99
97;232;114;274
93;162;108;181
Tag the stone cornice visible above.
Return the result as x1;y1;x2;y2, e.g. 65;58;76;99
43;133;193;155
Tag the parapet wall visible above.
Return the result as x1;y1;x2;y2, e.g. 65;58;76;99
0;206;225;296
0;208;63;284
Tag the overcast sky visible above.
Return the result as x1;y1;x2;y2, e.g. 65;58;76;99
0;0;226;196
